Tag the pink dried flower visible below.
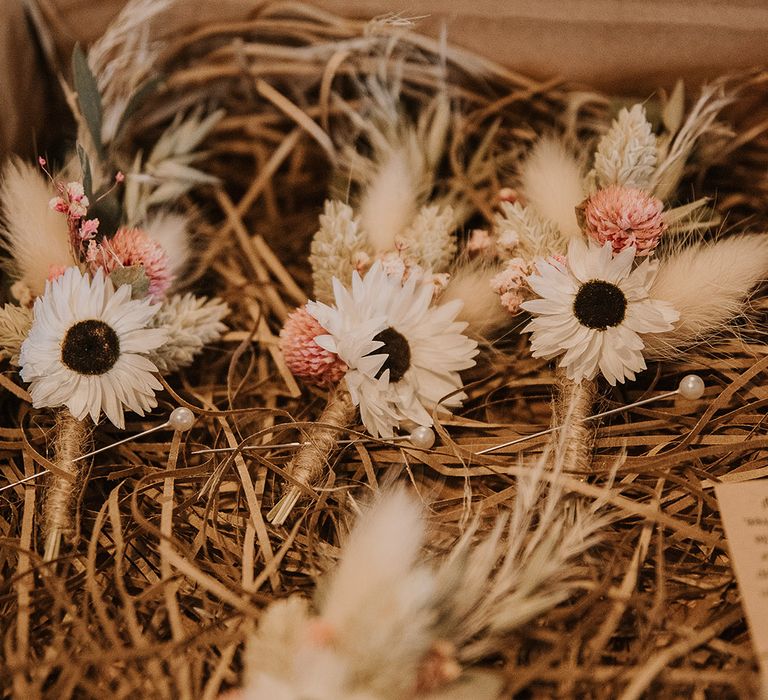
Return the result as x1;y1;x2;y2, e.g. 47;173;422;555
89;227;173;300
377;251;426;283
491;257;531;314
582;185;666;256
279;306;347;385
47;264;67;282
499;289;525;313
497;227;520;253
79;218;100;240
49;196;67;213
352;250;372;274
467;228;493;256
490;257;530;294
498;187;519;203
85;239;99;264
68;200;88;218
378;251;407;280
115;171;125;183
66;181;85;201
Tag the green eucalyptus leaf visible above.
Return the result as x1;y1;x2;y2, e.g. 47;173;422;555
72;44;104;157
76;144;93;200
110;265;149;300
116;75;165;139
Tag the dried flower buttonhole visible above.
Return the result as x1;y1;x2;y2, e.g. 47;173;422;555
19;267;167;429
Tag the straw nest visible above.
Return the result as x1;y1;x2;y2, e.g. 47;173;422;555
4;2;768;697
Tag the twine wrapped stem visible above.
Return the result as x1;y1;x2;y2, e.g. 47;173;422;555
268;387;356;525
43;410;90;561
551;370;598;473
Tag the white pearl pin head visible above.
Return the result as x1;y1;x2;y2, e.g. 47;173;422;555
678;374;705;401
168;407;196;432
409;425;436;450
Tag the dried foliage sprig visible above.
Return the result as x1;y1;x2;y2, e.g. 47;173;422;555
147;293;229;373
310;79;468;304
239;444;614;698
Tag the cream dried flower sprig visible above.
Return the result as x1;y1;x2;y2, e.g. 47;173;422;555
229;459;614;699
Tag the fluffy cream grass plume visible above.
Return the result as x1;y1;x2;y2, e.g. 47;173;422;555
339;85;451;255
0;159;72;297
243;489;437;700
519;137;585;239
441;260;509;339
643;234;768;358
144;210;190;278
359;143;422;254
238;456;612;699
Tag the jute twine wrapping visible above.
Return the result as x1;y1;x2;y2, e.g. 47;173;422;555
43;410;90;560
551;370;598;474
269;387;356;524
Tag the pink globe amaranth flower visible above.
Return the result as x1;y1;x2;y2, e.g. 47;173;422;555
90;227;173;300
279;306;347;385
582;185;666;256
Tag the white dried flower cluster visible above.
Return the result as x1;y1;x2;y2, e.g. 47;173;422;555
493;200;565;260
592;104;657;190
401;204;456;272
310;200;371;304
0;303;32;364
147;293;229;372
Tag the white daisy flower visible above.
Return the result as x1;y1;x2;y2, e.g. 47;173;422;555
19;267;168;428
307;262;478;438
521;240;678;385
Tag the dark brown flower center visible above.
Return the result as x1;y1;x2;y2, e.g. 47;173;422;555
61;320;120;375
573;280;627;330
370;327;411;383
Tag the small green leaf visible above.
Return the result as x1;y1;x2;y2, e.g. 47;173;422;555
110;265;150;300
116;75;164;139
72;44;104;157
77;144;93;200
